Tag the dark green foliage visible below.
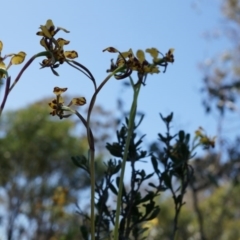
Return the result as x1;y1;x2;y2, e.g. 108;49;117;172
74;113;194;239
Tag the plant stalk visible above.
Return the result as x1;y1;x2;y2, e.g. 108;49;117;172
113;77;141;240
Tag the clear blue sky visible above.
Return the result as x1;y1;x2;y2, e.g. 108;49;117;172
1;0;226;145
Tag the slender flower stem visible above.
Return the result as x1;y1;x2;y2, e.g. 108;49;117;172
113;77;141;240
9;51;49;93
0;51;51;116
86;66;125;240
0;76;11;117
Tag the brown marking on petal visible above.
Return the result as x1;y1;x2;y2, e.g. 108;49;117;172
53;87;67;95
50;110;56;116
72;97;86;106
102;47;119;53
57;38;70;46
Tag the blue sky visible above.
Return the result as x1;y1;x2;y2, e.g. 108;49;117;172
1;0;227;145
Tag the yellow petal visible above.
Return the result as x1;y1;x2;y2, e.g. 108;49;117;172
45;19;55;30
136;50;145;63
57;38;70;47
144;65;160;74
11;52;26;65
168;48;175;54
64;51;78;59
146;48;159;59
102;47;119;53
39;25;52;38
0;61;6;70
120;49;134;59
0;41;3;52
53;87;67;95
71;97;86;106
49;101;57;109
58;96;64;103
116;58;125;67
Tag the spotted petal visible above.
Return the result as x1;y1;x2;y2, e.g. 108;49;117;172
53;87;67;95
57;38;70;47
64;51;78;59
37;19;55;38
71;97;86;106
103;47;119;53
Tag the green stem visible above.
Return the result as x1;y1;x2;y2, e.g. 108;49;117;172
90;148;95;240
113;77;141;240
86;66;125;240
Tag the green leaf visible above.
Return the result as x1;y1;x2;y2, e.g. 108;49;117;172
109;183;118;195
106;142;123;158
178;130;185;142
137;191;155;205
143;201;155;216
148;182;157;188
151;156;160;174
80;225;89;240
161;171;172;188
147;207;160;221
71;155;87;169
144;172;155;180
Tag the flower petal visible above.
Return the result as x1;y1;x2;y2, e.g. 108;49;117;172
49;101;57;109
38;19;55;38
144;65;160;74
58;96;64;103
0;40;3;52
103;47;119;53
0;61;6;70
57;27;70;33
64;51;78;59
165;48;174;63
121;49;134;59
136;50;145;63
57;38;70;47
146;48;159;60
11;52;26;65
50;110;57;116
45;19;55;31
71;97;86;106
38;26;53;38
53;87;67;95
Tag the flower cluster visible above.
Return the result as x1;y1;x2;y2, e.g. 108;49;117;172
103;47;174;81
195;127;216;148
36;20;78;75
0;40;26;79
48;87;86;119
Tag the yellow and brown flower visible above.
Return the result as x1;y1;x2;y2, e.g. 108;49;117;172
37;20;78;74
0;40;26;79
103;47;174;80
195;127;216;148
48;87;86;119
